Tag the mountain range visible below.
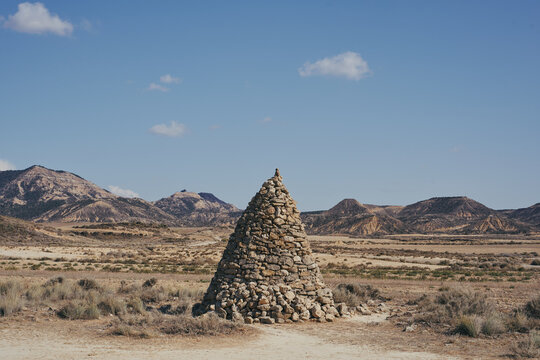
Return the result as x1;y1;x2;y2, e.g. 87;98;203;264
0;166;236;226
0;165;538;235
302;197;535;235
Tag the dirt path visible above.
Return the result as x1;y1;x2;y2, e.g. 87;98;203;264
0;315;456;360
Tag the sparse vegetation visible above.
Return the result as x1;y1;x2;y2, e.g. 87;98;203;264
455;315;482;337
525;295;540;319
0;280;25;316
332;283;383;307
409;286;540;342
511;331;540;358
0;277;244;339
414;286;494;327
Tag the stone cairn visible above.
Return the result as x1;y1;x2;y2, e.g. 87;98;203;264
194;169;346;324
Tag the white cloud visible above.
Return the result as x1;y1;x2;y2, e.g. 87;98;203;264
149;121;186;137
260;116;272;123
148;82;169;92
160;74;181;84
108;185;139;198
0;159;16;171
209;124;221;131
3;2;73;36
298;51;371;80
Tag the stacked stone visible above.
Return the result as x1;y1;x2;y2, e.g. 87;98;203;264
195;169;344;324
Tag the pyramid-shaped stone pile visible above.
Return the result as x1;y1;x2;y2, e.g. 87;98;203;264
195;169;344;324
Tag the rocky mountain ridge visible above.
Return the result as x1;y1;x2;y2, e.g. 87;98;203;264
0;166;537;234
153;190;241;226
0;166;237;225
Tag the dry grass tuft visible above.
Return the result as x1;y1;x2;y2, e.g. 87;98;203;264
57;301;100;320
0;280;25;316
525;295;540;319
511;331;540;358
415;286;493;327
481;313;506;335
332;283;383;307
455;315;482;337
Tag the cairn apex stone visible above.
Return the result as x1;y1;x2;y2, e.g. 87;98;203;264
194;169;338;323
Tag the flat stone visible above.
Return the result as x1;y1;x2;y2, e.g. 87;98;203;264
259;316;275;324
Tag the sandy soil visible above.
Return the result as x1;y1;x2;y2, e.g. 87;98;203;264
0;314;454;360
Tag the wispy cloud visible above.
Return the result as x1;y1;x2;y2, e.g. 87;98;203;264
80;19;92;32
3;2;73;36
148;82;169;92
298;51;371;80
108;185;139;198
160;74;181;84
149;121;186;137
209;124;221;131
260;116;272;123
0;159;16;171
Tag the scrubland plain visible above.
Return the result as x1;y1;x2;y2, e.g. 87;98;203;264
1;223;539;359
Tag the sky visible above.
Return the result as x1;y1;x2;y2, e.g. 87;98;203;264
0;1;539;211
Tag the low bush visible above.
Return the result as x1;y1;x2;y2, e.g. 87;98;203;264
455;315;482;337
109;323;152;338
525;295;540;319
0;281;24;316
506;312;532;333
98;295;126;315
481;313;506;335
415;286;494;326
511;331;540;358
159;313;243;336
333;283;383;307
78;279;99;290
142;278;157;288
57;301;100;320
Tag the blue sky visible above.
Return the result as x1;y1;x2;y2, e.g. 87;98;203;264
0;1;539;211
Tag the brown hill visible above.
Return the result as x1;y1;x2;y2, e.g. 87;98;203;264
302;199;409;236
35;197;175;223
0;166;173;223
0;215;62;244
462;215;529;234
153;191;240;226
397;196;527;233
503;203;540;229
364;204;404;217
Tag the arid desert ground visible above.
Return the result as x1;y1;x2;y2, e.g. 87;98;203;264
1;223;539;359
